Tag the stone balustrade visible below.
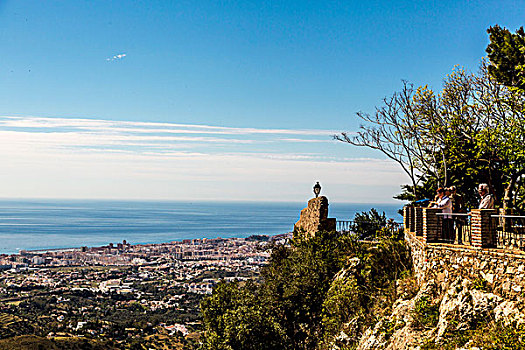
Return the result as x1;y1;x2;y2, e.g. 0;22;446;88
404;205;525;302
403;206;499;249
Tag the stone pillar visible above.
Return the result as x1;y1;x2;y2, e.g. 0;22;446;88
409;206;416;233
403;206;411;232
423;208;441;243
414;207;424;236
293;196;336;239
471;209;497;248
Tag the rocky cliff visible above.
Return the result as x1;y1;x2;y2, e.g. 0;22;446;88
340;235;525;350
353;276;525;349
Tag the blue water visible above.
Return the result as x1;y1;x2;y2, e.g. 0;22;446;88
0;199;402;254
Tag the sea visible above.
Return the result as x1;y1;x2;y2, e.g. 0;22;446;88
0;199;403;254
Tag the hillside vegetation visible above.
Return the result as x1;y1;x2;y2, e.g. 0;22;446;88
0;335;111;350
200;230;525;349
200;230;412;349
0;313;33;339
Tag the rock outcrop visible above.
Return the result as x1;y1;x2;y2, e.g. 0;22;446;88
293;196;336;239
356;277;525;350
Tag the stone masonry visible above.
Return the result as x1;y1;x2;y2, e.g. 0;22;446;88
471;209;497;248
406;231;525;302
294;196;336;239
404;205;525;302
423;208;441;243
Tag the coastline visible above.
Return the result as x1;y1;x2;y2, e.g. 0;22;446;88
0;199;402;254
0;233;290;270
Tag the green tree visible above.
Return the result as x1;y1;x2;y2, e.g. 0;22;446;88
200;231;411;350
320;238;410;347
486;25;525;92
261;232;358;349
352;208;387;240
200;281;284;350
201;231;358;350
337;60;525;210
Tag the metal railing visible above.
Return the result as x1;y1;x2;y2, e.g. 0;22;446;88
335;220;402;237
492;215;525;251
336;220;354;233
436;213;471;245
405;206;525;251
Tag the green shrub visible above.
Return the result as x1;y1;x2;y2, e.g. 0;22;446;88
422;320;525;350
472;276;490;292
412;296;439;330
472;321;525;349
379;317;405;341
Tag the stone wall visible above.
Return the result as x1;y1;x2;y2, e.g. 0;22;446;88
406;231;525;302
294;196;336;239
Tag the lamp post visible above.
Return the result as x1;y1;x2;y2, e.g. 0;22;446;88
313;182;321;198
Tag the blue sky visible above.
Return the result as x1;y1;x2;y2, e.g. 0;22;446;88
0;0;523;202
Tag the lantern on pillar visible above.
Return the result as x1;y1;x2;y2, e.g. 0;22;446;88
313;182;321;198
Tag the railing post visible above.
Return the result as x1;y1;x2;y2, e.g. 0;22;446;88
414;207;423;236
336;220;353;233
455;215;464;245
423;208;441;243
498;208;512;249
499;208;513;231
471;209;497;248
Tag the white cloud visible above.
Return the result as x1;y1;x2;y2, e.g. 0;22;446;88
0;115;407;202
106;53;126;61
279;138;334;143
0;117;340;156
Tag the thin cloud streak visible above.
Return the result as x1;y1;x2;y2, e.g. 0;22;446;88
0;116;376;165
0;116;337;136
0;116;341;160
106;53;126;61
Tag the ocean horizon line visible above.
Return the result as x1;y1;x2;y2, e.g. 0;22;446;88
0;199;402;254
0;197;401;206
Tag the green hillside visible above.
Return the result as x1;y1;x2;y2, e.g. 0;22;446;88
0;313;33;339
0;335;112;350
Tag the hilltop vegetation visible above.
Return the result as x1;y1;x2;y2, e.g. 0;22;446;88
0;313;33;339
200;230;412;349
200;230;525;350
336;26;525;210
0;265;206;349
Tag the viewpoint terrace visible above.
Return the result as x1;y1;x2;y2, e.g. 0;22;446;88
403;206;525;302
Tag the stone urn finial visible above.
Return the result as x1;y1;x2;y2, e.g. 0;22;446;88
313;182;321;198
